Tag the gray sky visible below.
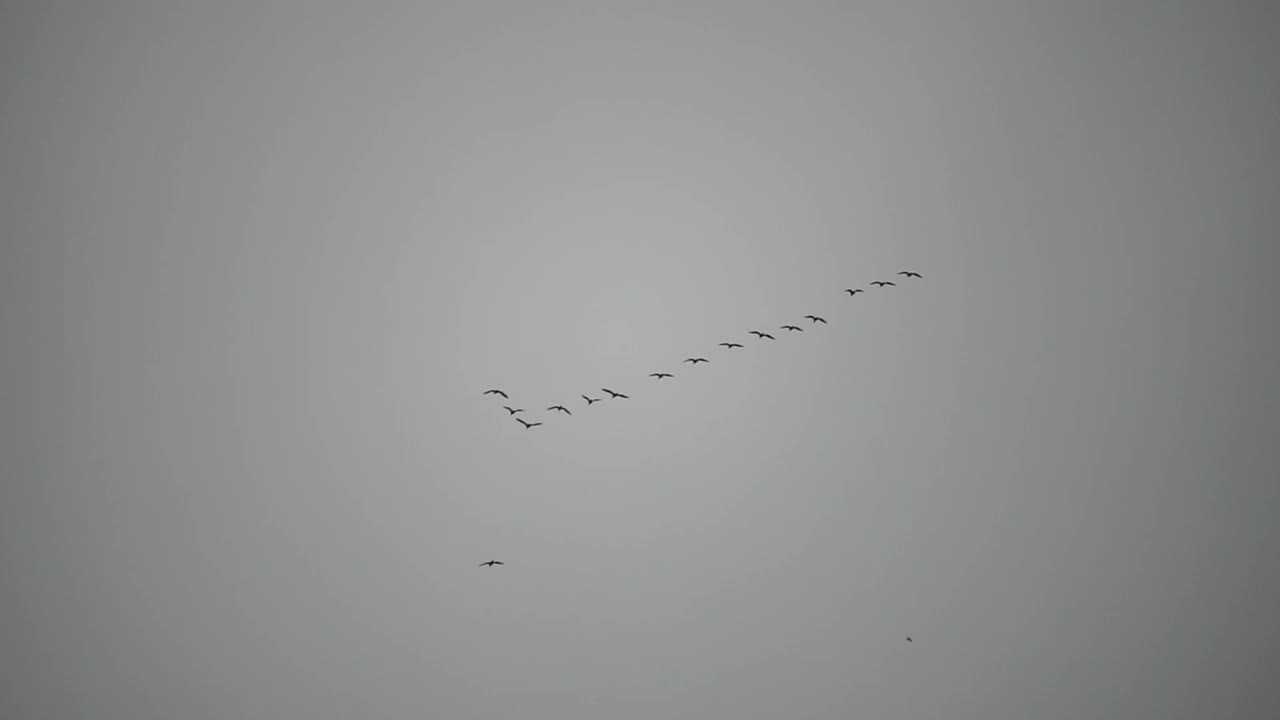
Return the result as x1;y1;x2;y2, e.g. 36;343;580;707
3;2;1279;718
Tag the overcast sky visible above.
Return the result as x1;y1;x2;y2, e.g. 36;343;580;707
3;2;1279;719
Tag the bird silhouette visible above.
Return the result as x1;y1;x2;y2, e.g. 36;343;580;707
683;357;708;364
906;637;913;642
898;271;923;278
483;389;508;398
804;315;827;324
547;405;571;415
649;372;674;379
749;331;776;340
602;388;629;399
516;418;542;429
503;406;524;415
780;325;804;332
478;560;504;567
719;342;744;349
870;280;896;287
845;288;864;295
582;394;602;405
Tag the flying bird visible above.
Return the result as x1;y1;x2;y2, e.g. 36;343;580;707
547;405;571;415
804;315;827;324
906;637;913;642
482;389;508;398
602;388;629;399
749;331;776;340
502;406;524;415
719;342;744;349
478;560;504;567
898;271;923;278
649;372;674;379
516;418;542;429
845;288;864;296
683;357;708;364
870;280;896;287
780;325;804;332
582;394;602;405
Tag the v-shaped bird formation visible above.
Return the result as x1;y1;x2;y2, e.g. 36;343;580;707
478;271;923;432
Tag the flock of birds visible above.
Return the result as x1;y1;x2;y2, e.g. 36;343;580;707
476;270;924;642
478;270;924;434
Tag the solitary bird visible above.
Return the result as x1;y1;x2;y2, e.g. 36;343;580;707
749;331;776;340
582;394;602;405
719;342;744;349
845;288;864;296
516;418;542;429
683;357;708;364
503;406;524;415
898;271;923;278
906;637;913;643
804;315;827;324
649;372;674;380
602;388;629;399
478;560;504;567
547;405;571;415
483;389;508;398
870;280;896;287
780;325;804;332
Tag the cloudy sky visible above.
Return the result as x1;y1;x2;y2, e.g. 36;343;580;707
3;2;1278;718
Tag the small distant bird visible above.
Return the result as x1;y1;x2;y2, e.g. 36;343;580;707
845;288;864;296
649;372;674;379
547;405;571;415
516;418;542;429
780;325;804;332
683;357;708;364
479;560;504;567
804;315;827;324
870;280;896;287
582;394;602;405
749;331;776;340
898;271;923;278
483;389;508;398
503;406;525;415
906;637;913;642
719;342;744;349
602;388;629;399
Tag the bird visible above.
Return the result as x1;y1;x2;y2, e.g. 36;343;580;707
898;271;923;278
749;331;776;340
582;394;601;405
547;405;571;415
482;389;508;399
719;342;744;349
683;357;708;364
649;372;674;379
906;637;913;643
602;388;629;399
502;406;524;416
516;418;542;429
478;560;504;567
780;325;804;332
804;315;827;324
870;280;896;287
845;288;864;296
